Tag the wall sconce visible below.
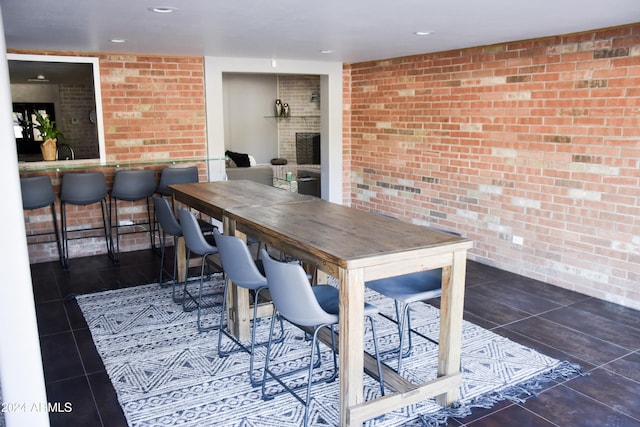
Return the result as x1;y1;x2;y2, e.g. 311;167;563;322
310;91;320;103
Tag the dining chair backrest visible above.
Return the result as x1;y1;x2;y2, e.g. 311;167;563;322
177;208;216;256
213;229;266;288
260;248;336;327
153;196;182;237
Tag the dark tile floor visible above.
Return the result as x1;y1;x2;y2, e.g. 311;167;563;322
31;250;640;426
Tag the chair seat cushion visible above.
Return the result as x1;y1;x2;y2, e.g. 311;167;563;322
313;285;379;317
366;269;442;304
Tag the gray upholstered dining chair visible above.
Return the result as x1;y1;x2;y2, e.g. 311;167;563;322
177;208;223;332
152;196;187;302
155;166;216;243
260;248;385;427
213;228;284;386
365;227;462;373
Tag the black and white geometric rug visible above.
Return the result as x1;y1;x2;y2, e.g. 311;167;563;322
76;275;581;426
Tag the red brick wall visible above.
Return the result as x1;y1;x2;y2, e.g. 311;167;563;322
342;66;353;202
21;54;207;264
345;24;640;309
100;55;206;162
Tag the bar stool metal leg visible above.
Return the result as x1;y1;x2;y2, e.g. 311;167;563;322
59;172;111;270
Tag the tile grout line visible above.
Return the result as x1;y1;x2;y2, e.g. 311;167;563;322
62;297;106;427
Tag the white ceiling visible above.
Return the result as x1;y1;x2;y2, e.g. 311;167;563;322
1;0;639;64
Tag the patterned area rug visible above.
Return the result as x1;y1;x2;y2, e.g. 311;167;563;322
76;275;580;426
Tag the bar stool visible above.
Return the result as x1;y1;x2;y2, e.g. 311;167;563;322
59;172;110;269
109;169;157;263
20;175;63;267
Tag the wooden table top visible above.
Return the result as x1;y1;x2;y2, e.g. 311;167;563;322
169;180;315;219
225;199;473;277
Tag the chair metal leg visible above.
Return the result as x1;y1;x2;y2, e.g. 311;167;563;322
109;196;154;263
196;264;211;331
169;242;184;302
377;301;412;362
181;251;199;312
108;197;120;264
217;279;285;386
393;303;438;373
60;199;110;270
396;303;411;372
157;230;183;297
262;317;338;427
145;197;155;250
49;201;64;268
368;315;385;396
195;255;223;332
60;201;70;270
101;199;112;261
158;231;174;288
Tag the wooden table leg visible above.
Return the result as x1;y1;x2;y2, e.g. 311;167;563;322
176;236;187;283
435;249;468;406
339;267;365;427
170;193;188;284
222;216;252;340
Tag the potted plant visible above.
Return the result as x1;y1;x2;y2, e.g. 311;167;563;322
32;109;64;161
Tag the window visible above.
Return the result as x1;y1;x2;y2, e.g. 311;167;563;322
8;54;106;163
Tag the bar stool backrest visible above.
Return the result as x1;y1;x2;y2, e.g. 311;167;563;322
157;166;198;196
21;176;55;210
111;169;156;201
60;172;108;205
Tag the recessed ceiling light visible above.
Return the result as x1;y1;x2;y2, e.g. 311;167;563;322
414;31;434;36
110;38;126;43
320;50;334;54
150;7;177;13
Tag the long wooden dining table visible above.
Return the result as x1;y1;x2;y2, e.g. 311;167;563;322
169;180;315;337
170;180;473;426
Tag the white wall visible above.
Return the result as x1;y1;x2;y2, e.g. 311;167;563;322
222;73;278;164
204;57;343;203
0;6;50;427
